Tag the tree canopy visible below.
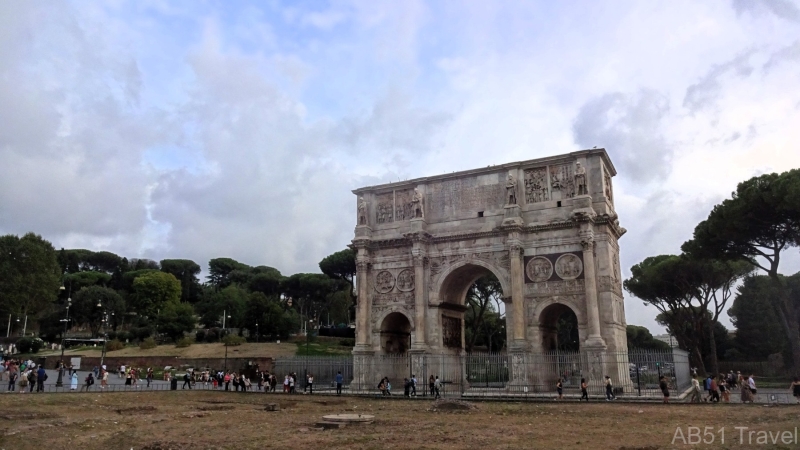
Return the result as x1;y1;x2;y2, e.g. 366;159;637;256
0;233;62;320
131;271;182;318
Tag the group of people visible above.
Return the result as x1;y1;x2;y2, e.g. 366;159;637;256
690;371;758;403
377;374;441;398
556;375;617;401
2;359;47;393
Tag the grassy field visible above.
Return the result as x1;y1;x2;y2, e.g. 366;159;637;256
37;337;353;359
1;391;799;449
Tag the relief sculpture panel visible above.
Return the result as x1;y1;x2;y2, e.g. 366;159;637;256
442;315;462;348
396;269;415;292
395;189;414;221
550;164;576;199
374;270;396;293
375;192;394;224
554;253;583;280
604;167;614;202
427;177;503;221
525;257;553;282
524;167;549;204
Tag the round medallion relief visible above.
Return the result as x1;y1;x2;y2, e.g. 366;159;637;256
396;269;415;292
374;270;396;293
554;253;583;280
525;256;553;282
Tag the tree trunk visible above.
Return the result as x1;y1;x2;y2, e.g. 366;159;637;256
706;316;719;375
691;345;706;376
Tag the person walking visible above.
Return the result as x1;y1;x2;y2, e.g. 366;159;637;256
36;365;47;392
335;371;343;396
556;378;563;401
410;374;417;396
146;368;153;388
709;376;720;403
790;377;800;403
27;367;37;393
70;371;78;391
718;375;729;403
307;373;314;394
740;376;754;403
224;372;231;391
690;376;702;403
182;371;192;389
8;369;17;393
747;374;757;401
604;376;615;401
433;376;441;399
429;375;435;397
81;372;94;392
580;378;589;401
101;368;108;390
659;376;670;404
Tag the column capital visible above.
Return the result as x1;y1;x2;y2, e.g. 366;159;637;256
580;239;594;251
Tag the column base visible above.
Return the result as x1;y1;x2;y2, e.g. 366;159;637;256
583;335;607;349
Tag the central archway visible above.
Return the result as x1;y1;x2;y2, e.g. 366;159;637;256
435;261;511;353
380;312;411;354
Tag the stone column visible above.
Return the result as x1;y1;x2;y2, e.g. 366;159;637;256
411;255;427;350
355;258;371;348
509;242;526;345
580;237;606;349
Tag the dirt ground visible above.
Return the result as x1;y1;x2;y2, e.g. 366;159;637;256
1;392;799;449
42;342;299;359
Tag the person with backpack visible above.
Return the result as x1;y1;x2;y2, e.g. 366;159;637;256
183;371;192;389
36;365;47;392
27;367;37;393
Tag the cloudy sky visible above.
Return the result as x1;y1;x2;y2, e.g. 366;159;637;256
2;0;799;333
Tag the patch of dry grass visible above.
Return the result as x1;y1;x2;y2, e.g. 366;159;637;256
1;391;799;449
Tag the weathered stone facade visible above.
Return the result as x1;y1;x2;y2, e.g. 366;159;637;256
351;149;627;388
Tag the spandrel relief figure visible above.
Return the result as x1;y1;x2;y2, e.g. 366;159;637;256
357;196;367;225
575;162;587;196
506;174;517;205
412;188;424;218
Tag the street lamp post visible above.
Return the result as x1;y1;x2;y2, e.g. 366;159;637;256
222;310;231;372
304;317;315;393
100;311;109;369
255;322;259;343
55;296;72;388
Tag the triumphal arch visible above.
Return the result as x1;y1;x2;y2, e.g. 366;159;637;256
351;149;628;391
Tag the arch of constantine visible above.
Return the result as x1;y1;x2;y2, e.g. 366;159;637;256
351;149;629;391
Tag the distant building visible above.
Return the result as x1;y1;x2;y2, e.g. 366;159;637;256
654;334;678;348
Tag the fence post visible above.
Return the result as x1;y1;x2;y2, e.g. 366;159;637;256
636;365;641;397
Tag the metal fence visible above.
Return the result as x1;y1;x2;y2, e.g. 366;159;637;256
337;348;693;399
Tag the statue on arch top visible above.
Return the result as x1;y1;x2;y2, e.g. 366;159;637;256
358;196;367;225
506;174;518;205
575;162;587;196
412;188;424;219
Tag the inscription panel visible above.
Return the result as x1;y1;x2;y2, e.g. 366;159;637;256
373;291;415;305
525;279;585;297
427;177;504;221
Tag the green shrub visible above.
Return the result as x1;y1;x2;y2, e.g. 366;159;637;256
106;339;125;351
195;329;206;342
339;338;355;347
139;337;157;349
176;337;193;348
223;334;246;346
16;337;44;354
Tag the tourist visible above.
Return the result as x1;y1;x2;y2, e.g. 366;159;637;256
307;373;313;394
747;374;757;401
289;374;296;394
719;375;729;403
18;367;29;393
81;372;94;392
270;373;277;392
659;376;669;403
335;371;343;396
403;377;411;397
124;369;132;387
182;371;192;390
243;375;251;392
8;367;17;392
224;372;231;391
100;368;108;390
690;376;702;403
429;375;435;397
283;375;289;393
120;364;126;379
740;376;754;403
410;374;417;396
556;378;563;401
580;378;589;401
146;368;153;387
27;366;37;393
385;377;392;396
604;376;615;401
378;378;386;396
433;376;441;399
790;377;800;403
70;371;78;390
709;376;720;403
36;364;47;392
